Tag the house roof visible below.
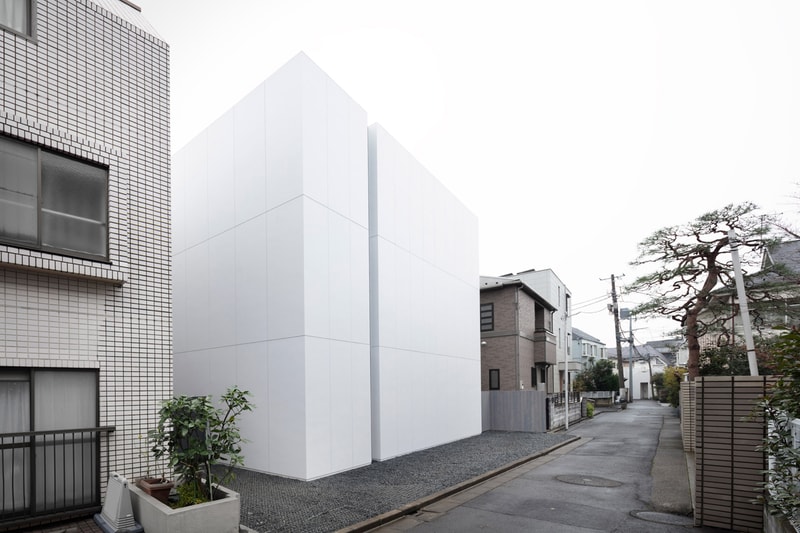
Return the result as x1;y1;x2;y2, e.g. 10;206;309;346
607;344;667;363
762;239;800;271
572;327;605;345
480;276;556;311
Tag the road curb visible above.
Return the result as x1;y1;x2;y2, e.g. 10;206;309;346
336;435;582;533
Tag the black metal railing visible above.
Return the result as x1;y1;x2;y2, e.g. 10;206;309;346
547;391;581;405
0;426;114;527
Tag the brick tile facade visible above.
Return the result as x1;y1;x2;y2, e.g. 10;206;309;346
0;0;170;493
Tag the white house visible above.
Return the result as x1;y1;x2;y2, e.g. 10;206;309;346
172;53;481;480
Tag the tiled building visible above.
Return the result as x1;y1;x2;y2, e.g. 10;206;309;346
172;53;481;480
0;0;170;527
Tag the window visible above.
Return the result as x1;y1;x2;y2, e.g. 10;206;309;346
0;0;33;36
489;369;500;390
480;303;494;331
1;369;98;513
0;136;108;260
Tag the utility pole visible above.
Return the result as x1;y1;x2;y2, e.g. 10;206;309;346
728;229;759;376
607;274;627;401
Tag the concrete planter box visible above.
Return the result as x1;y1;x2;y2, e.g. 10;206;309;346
129;483;240;533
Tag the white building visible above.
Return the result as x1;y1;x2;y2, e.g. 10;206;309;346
369;124;481;460
172;53;481;480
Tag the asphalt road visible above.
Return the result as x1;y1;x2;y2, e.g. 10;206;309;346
371;400;728;533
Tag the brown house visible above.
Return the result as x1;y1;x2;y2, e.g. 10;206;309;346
480;276;557;392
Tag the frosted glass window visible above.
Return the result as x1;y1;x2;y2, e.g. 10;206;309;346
0;0;31;35
0;138;37;244
0;136;108;260
41;151;108;258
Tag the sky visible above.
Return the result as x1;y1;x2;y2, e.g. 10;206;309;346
133;0;800;348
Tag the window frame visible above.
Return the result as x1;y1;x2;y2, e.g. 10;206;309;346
489;369;500;390
480;303;494;332
0;135;110;262
0;0;36;39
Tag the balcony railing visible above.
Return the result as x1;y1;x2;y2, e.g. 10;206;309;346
0;426;115;529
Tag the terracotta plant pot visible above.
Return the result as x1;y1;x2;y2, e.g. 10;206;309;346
136;477;174;505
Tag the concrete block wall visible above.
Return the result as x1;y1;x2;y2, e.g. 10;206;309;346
369;124;481;461
0;0;171;480
172;53;372;480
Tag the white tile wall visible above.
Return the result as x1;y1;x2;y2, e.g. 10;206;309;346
0;0;171;488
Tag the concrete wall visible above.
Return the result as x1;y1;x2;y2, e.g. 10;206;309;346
0;0;170;482
173;54;372;480
369;124;481;461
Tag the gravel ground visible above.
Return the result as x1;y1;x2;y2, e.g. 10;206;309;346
219;431;573;533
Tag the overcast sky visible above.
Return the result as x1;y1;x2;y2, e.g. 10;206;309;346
134;0;800;348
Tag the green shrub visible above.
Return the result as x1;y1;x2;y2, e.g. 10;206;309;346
149;386;254;504
586;401;595;418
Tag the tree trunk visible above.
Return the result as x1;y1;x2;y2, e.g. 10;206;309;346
686;311;701;380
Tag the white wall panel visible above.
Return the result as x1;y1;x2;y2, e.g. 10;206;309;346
350;226;370;345
172;251;188;354
301;67;328;206
304;337;332;479
266;200;304;341
206;111;236;236
303;199;331;339
264;62;303;211
171;152;187;253
267;337;306;479
184;134;209;249
235;342;269;471
328;212;352;341
207;231;237;348
233;85;266;224
368;123;481;461
184;241;210;352
173;350;210;398
327;85;350;217
234;214;268;344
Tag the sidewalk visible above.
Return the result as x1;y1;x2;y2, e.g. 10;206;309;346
370;400;713;532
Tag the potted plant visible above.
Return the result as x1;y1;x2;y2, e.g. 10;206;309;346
136;434;174;504
129;386;254;533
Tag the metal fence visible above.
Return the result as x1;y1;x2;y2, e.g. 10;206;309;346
1;426;115;528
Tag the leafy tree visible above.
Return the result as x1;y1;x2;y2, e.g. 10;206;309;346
651;371;665;401
757;328;800;523
625;202;778;380
662;366;687;407
698;344;776;376
574;359;619;392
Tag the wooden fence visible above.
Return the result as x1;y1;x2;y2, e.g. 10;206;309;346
693;376;777;533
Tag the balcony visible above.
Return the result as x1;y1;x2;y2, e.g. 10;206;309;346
0;426;114;530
